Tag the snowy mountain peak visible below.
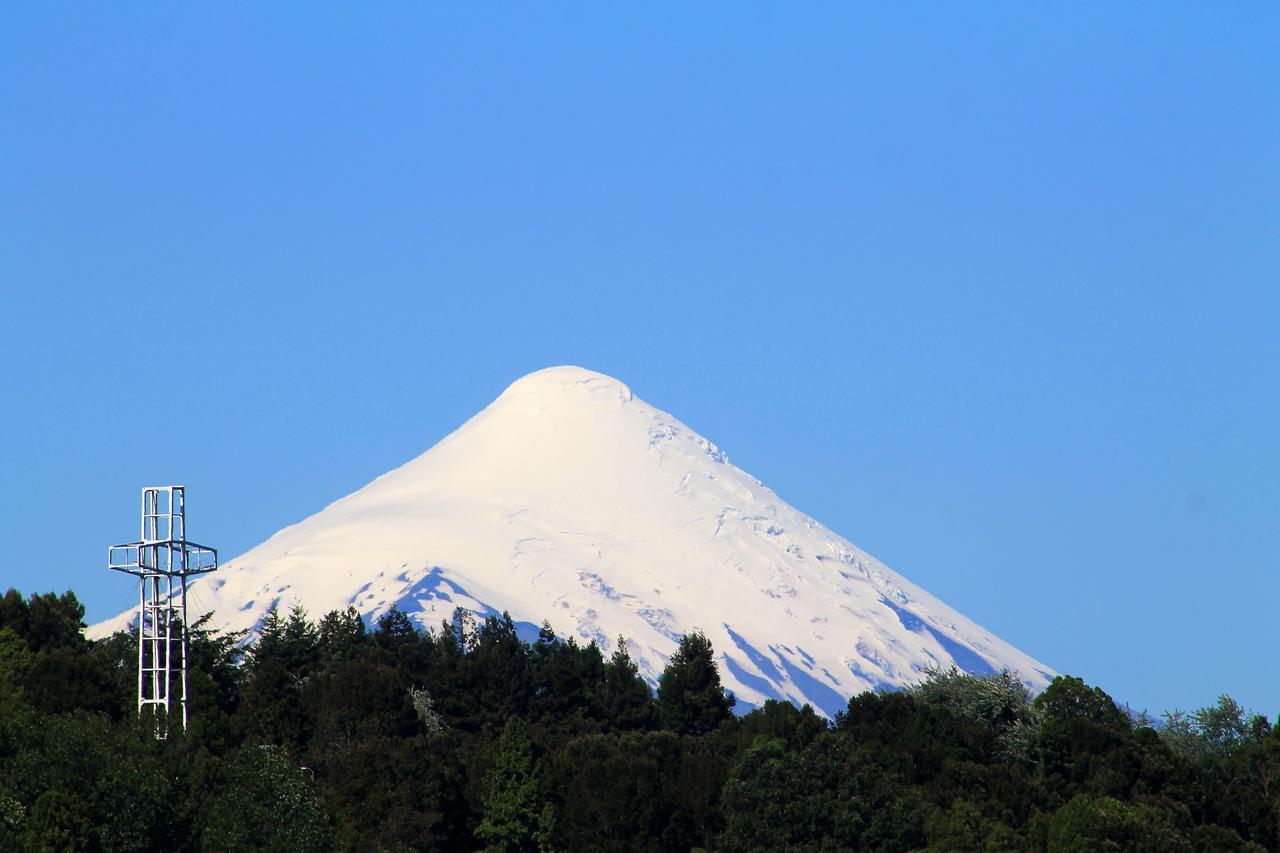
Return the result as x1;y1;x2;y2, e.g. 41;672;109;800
497;365;634;405
91;367;1053;716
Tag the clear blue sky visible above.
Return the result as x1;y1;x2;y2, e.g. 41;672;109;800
2;4;1276;717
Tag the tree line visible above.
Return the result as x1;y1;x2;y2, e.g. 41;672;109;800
0;586;1277;851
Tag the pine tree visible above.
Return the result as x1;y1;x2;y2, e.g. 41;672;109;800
466;613;533;734
251;602;286;669
657;632;735;735
603;637;655;732
280;603;320;678
374;606;418;653
24;591;87;653
530;626;608;732
475;716;554;852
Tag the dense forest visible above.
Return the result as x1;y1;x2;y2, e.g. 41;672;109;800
0;587;1276;852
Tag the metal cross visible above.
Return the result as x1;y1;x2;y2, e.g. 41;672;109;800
108;486;218;737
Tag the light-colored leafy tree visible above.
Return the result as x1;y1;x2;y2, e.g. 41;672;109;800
409;686;447;736
907;666;1041;762
1161;694;1269;761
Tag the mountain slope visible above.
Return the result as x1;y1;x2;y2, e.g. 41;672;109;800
91;366;1053;715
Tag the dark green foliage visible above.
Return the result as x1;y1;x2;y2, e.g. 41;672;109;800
317;606;367;667
3;589;114;718
182;614;246;749
601;636;656;732
736;698;826;751
239;656;307;748
1030;676;1147;806
1188;823;1269;852
0;627;31;717
465;613;536;736
1160;696;1280;848
23;645;116;716
0;708;187;851
476;716;553;852
925;798;1025;851
0;590;31;641
1;585;1276;851
548;731;680;849
21;590;88;653
529;623;608;734
722;728;931;851
201;745;329;852
724;690;1002;850
1034;675;1132;730
253;602;321;679
309;645;417;749
1045;793;1190;852
23;789;97;852
546;729;732;851
373;606;418;654
656;631;735;735
316;732;468;850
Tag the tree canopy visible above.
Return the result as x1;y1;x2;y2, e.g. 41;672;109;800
0;585;1275;852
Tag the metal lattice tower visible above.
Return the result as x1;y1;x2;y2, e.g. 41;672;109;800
108;486;218;736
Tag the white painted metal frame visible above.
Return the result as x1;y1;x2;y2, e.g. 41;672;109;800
108;486;217;737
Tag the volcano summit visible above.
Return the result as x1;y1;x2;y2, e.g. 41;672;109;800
92;366;1052;715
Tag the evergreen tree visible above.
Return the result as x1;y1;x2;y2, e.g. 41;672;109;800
530;625;608;733
4;581;1279;851
374;606;418;653
737;698;826;750
0;589;30;640
310;646;416;748
1034;675;1131;730
24;590;87;653
602;637;656;732
238;656;306;749
656;632;734;735
252;603;286;664
180;614;246;747
317;606;367;667
280;603;321;678
476;716;554;852
465;613;534;734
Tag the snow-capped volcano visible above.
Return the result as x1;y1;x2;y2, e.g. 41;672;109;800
91;366;1052;715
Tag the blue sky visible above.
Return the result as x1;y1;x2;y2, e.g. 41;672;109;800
2;4;1276;716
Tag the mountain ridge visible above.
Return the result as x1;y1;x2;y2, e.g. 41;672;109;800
91;366;1053;716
